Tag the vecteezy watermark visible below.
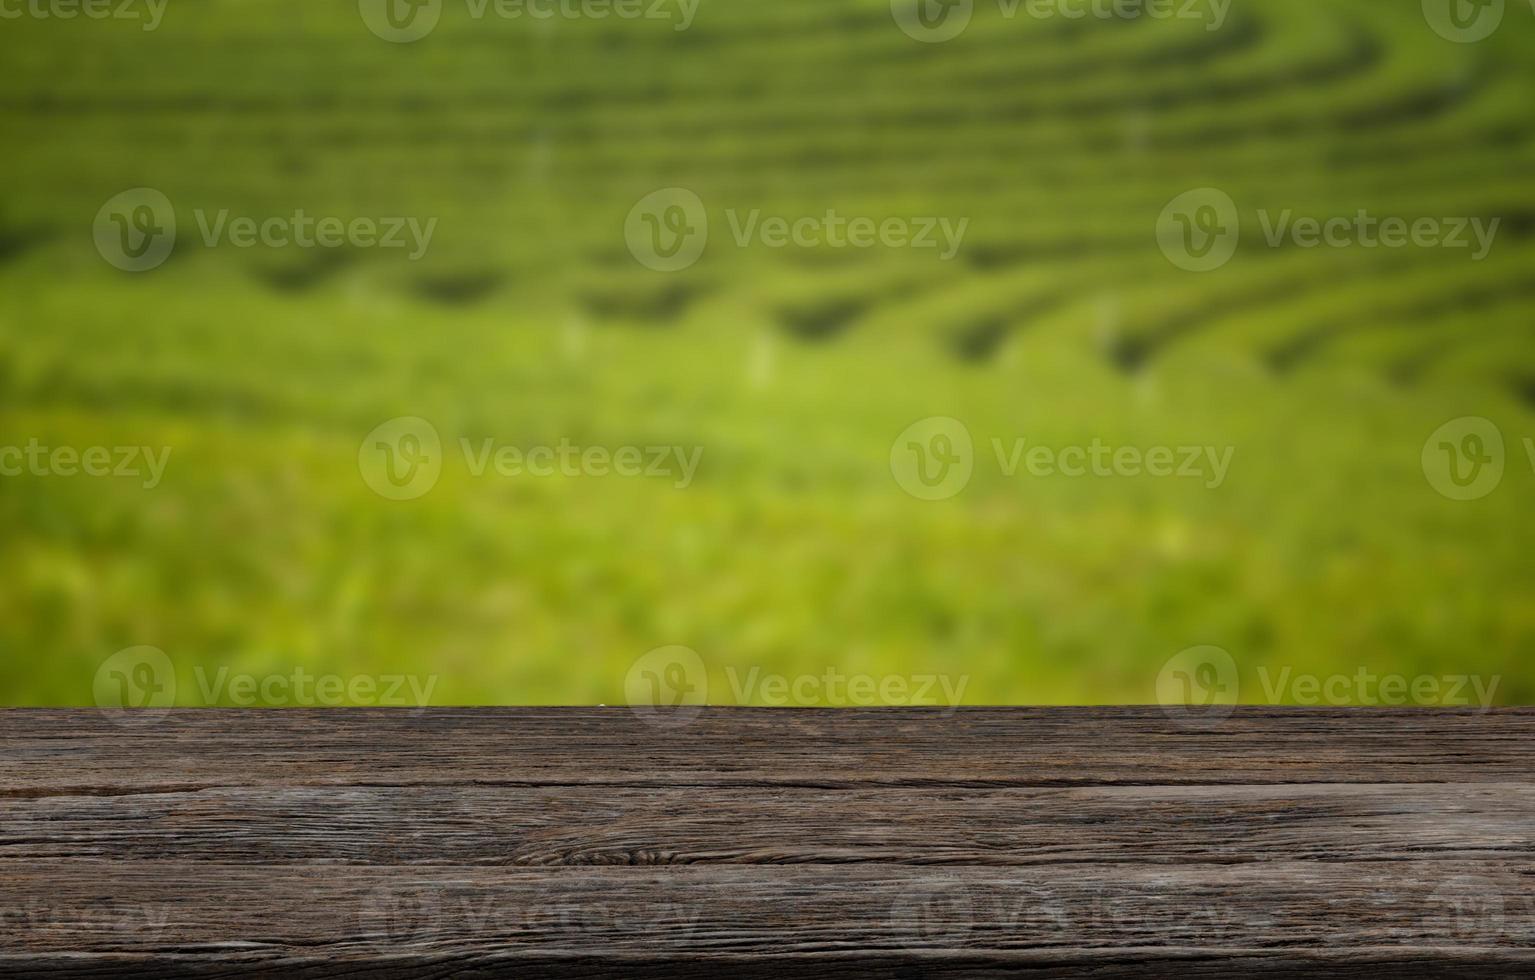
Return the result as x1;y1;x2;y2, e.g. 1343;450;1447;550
93;646;438;725
890;417;975;501
1422;416;1510;501
1255;210;1499;261
623;646;969;729
1157;188;1501;272
0;439;171;489
624;187;969;271
1155;188;1240;273
725;666;969;712
992;438;1233;488
624;188;709;273
193;209;436;259
889;881;1242;949
891;0;1230;43
1155;645;1241;726
1316;872;1533;945
1255;666;1500;709
624;645;710;729
891;417;1234;501
358;0;699;43
359;417;444;500
93;188;176;272
93;188;437;272
889;883;983;946
724;209;969;261
1155;646;1501;725
93;646;178;727
0;902;170;940
1422;875;1534;944
359;416;704;501
460;439;701;487
0;0;167;30
357;884;703;953
1421;0;1523;43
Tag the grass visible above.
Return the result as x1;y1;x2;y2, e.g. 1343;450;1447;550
1;0;1533;706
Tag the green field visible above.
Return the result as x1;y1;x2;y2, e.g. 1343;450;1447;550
2;0;1533;707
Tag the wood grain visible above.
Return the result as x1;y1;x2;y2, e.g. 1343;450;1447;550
1;708;1531;977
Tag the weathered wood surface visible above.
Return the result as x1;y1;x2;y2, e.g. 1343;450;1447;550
1;708;1531;977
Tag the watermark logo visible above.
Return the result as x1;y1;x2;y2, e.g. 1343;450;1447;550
0;0;167;29
993;438;1233;488
625;645;709;729
1422;0;1504;42
625;187;709;272
95;649;437;725
625;189;969;269
726;665;968;713
361;0;698;41
1423;417;1504;501
623;648;969;729
93;646;177;727
1256;666;1499;709
192;209;436;259
1425;876;1515;943
889;882;1237;948
1160;188;1502;271
461;438;702;488
893;0;1229;43
358;885;445;948
894;421;1235;500
360;417;444;501
891;417;975;501
360;420;704;500
358;885;702;954
1156;647;1502;725
725;209;968;260
1257;210;1499;260
94;190;437;270
190;664;437;708
359;0;443;42
94;188;176;272
1157;188;1239;272
1156;645;1240;725
0;902;170;940
891;0;973;43
889;883;976;944
0;440;171;489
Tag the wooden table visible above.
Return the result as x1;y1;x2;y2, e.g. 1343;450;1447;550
3;708;1531;976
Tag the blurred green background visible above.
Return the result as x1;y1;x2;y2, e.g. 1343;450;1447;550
1;0;1533;707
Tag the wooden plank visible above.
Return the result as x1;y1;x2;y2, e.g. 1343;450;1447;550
2;864;1532;975
3;783;1532;867
0;709;1531;977
3;708;1533;792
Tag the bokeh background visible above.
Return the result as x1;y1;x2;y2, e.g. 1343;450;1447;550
1;0;1532;706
